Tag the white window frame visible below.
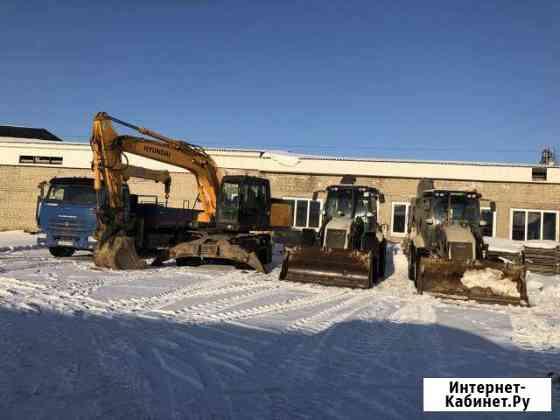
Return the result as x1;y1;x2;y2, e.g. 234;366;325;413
480;207;497;238
391;202;410;237
283;197;323;230
509;208;559;241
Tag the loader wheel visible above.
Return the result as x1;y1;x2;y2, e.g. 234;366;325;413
415;252;424;294
368;251;379;288
408;247;415;281
49;246;75;258
379;242;386;278
279;254;289;280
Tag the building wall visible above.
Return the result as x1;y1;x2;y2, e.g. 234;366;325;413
0;165;197;232
2;164;560;243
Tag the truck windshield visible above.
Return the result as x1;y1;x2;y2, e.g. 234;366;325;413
46;185;96;205
432;193;479;224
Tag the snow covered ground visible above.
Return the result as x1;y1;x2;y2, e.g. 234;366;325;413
0;242;558;419
0;230;40;252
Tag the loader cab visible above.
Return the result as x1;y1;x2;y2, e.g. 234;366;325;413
216;175;271;232
421;190;481;227
323;185;381;226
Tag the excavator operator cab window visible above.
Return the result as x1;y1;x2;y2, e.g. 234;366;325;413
221;182;240;209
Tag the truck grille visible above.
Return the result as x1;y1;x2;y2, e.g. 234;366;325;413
325;229;346;249
49;218;90;236
449;242;473;262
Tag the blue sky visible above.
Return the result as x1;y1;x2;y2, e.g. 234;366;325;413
1;0;558;163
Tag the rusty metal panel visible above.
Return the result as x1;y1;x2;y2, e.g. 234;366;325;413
270;200;293;227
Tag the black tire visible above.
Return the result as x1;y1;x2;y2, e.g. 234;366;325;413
407;246;415;281
258;245;272;265
279;254;289;280
378;242;386;278
368;251;378;288
415;251;424;294
176;257;201;267
49;246;75;258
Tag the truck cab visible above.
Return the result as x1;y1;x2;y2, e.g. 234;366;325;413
36;177;98;257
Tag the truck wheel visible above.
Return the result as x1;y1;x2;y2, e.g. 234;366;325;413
368;251;379;288
49;247;75;258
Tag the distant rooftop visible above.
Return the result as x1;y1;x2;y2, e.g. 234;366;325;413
0;125;62;141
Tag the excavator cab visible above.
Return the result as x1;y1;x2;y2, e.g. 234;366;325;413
215;176;271;232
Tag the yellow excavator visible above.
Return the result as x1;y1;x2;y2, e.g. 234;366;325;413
90;112;289;271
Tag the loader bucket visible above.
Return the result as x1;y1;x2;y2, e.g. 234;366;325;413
280;247;374;289
94;235;146;270
416;258;528;306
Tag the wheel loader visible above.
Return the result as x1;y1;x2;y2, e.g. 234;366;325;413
279;184;387;288
405;181;528;305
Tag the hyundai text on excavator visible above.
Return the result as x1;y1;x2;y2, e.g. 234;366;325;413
90;112;289;272
405;179;528;306
279;183;387;288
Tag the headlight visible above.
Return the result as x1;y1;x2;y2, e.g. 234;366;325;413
88;236;98;243
37;233;47;240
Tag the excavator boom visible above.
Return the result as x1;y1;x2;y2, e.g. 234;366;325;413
90;112;274;272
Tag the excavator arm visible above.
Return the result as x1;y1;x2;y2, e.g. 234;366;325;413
90;112;222;269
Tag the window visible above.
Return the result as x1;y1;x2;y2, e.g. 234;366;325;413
510;209;558;241
391;202;410;236
480;207;496;237
532;167;547;181
19;155;62;165
284;197;322;230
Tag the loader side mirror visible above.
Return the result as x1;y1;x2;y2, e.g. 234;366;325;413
490;201;496;212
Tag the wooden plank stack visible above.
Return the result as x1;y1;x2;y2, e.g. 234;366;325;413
523;244;560;275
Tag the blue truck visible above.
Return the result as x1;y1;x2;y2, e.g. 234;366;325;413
36;177;98;257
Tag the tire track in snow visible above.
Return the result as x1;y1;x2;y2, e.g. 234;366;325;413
182;286;350;326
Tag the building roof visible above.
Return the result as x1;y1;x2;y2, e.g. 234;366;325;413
0;138;558;184
0;126;62;141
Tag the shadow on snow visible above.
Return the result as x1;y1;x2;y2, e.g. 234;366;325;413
0;303;558;420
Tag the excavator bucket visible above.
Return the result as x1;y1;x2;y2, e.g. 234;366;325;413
416;258;528;306
94;235;146;270
279;247;374;289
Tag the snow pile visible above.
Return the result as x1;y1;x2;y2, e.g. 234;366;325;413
460;268;520;298
261;151;301;167
0;230;41;252
524;240;560;250
483;237;523;254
